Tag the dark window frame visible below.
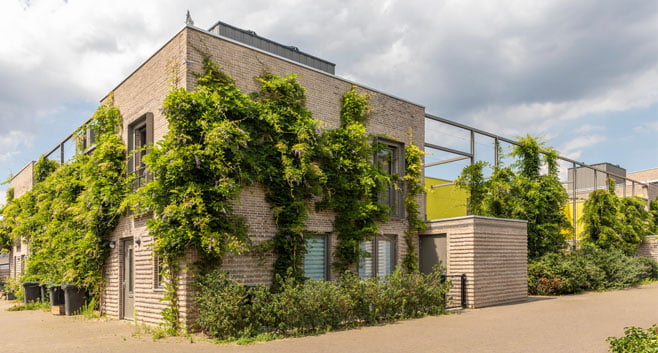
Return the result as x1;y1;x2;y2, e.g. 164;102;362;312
153;254;165;290
358;234;398;278
303;234;331;281
127;113;154;190
374;138;405;219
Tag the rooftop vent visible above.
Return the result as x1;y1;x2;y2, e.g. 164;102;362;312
208;21;335;75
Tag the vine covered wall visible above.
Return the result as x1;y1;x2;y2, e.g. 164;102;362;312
0;105;127;300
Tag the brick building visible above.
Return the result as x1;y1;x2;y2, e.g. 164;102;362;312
6;19;532;325
8;21;425;325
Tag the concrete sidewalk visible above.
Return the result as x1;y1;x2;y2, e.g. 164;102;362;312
0;284;656;353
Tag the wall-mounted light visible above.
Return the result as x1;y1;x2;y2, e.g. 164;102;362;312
109;241;116;249
135;237;141;246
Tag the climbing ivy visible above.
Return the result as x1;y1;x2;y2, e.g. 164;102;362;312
252;73;324;284
317;88;390;274
0;104;127;301
33;156;59;184
401;135;425;272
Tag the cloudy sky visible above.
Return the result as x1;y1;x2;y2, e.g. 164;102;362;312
0;0;657;202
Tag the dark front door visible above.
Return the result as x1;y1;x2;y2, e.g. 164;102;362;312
121;238;134;320
419;234;447;274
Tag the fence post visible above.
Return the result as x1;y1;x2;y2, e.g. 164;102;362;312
461;274;467;308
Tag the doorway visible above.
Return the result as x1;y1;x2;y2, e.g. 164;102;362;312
121;238;134;320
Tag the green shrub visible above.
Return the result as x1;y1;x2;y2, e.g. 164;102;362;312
528;247;658;295
580;246;646;289
607;324;658;353
264;276;352;335
636;256;658;280
4;277;24;302
528;253;604;295
194;268;450;340
194;272;261;339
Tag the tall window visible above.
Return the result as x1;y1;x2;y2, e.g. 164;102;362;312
303;235;329;281
375;139;404;218
80;126;97;153
359;235;397;278
128;113;153;190
153;254;164;290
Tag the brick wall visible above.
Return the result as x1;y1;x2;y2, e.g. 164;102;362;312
423;216;528;308
638;235;658;262
100;29;188;325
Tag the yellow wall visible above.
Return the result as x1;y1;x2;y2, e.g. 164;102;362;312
425;177;468;220
563;202;587;241
425;176;590;238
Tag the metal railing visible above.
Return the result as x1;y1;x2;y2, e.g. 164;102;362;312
443;273;467;309
424;113;654;248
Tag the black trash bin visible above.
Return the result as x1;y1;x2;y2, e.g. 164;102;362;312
6;292;15;300
22;282;41;303
62;285;85;316
49;286;65;306
39;284;49;303
49;285;65;315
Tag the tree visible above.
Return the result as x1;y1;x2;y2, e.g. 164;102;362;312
456;135;570;259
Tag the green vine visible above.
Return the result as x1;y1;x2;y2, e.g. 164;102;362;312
33;156;59;184
0;104;127;301
252;73;324;284
318;87;390;274
401;133;425;272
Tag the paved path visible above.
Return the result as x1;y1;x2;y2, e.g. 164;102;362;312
1;284;656;353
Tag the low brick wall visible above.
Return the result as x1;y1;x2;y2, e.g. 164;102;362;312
638;235;658;262
423;216;528;308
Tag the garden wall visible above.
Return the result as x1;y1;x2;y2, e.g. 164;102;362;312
638;235;658;262
422;216;528;308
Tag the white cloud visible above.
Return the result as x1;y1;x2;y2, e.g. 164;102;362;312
0;0;656;175
0;130;32;164
559;135;607;160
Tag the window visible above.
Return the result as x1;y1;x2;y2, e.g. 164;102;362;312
79;126;97;153
153;254;164;290
303;235;329;281
128;113;154;190
358;235;397;278
375;139;404;218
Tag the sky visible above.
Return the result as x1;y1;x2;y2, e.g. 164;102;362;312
0;0;657;203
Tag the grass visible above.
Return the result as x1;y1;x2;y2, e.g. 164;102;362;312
223;332;280;345
7;301;50;312
75;297;101;319
639;278;658;286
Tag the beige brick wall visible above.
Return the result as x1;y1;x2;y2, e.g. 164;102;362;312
100;29;188;325
10;161;34;199
423;216;528;308
99;26;426;326
638;235;658;262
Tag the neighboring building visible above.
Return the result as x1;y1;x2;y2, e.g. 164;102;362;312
564;164;658;240
0;254;9;283
7;162;33;280
8;21;425;325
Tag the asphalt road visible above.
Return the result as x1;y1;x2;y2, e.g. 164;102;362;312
0;284;656;353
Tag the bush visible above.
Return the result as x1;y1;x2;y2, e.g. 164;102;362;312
607;324;658;353
195;268;450;340
4;277;24;302
194;272;261;339
528;246;658;295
